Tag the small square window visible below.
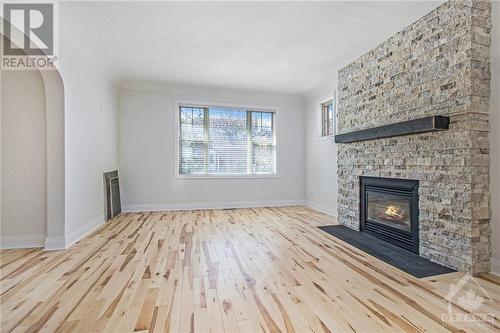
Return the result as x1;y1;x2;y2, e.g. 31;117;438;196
321;100;334;137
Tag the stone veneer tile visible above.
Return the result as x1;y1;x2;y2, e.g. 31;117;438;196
336;0;491;273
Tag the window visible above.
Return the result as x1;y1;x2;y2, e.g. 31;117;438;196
178;104;276;176
321;100;334;137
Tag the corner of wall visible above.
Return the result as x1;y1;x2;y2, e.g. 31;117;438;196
491;257;500;277
303;88;339;220
65;214;105;248
44;236;67;251
304;200;338;218
44;214;105;251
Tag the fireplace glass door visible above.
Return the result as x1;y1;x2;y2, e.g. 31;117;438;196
366;190;411;232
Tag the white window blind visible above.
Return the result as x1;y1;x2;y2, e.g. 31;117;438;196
179;105;276;176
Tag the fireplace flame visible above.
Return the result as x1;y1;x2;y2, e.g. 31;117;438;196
385;205;403;218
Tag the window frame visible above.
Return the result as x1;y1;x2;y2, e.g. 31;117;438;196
321;99;334;137
174;99;279;179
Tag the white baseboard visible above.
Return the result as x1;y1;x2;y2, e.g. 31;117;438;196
0;234;45;249
123;199;305;212
304;200;337;218
491;256;500;277
44;236;66;250
44;214;105;251
65;214;105;248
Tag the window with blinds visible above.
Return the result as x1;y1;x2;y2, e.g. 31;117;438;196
179;105;276;176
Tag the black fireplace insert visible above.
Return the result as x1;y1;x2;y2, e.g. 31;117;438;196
360;176;419;253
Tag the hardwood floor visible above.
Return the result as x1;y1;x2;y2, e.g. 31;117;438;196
1;206;499;333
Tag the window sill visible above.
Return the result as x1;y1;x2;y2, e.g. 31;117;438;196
174;174;280;180
316;134;335;142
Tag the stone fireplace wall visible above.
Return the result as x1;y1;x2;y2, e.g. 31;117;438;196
337;0;491;273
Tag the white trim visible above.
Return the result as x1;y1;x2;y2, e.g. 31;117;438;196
491;256;500;276
315;134;335;143
65;214;105;248
44;236;66;251
304;200;338;218
175;99;279;113
123;199;305;212
320;97;334;137
333;89;338;136
0;234;45;249
174;174;279;180
174;99;279;179
318;95;334;106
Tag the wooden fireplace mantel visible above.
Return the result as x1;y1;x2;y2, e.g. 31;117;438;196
334;115;450;144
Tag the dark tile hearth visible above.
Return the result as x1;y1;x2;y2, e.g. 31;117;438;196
318;225;455;278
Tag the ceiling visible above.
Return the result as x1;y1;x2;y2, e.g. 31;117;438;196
61;1;442;97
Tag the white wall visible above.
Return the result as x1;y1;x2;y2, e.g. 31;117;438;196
58;7;119;247
118;82;305;210
41;70;66;247
490;1;500;276
1;70;47;248
304;85;338;217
